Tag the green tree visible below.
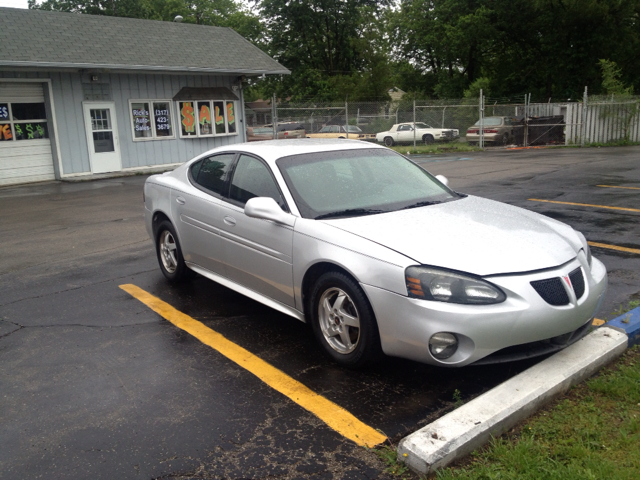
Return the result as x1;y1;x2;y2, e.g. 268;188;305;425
250;0;394;101
390;0;640;100
598;59;638;141
599;59;634;96
389;0;499;98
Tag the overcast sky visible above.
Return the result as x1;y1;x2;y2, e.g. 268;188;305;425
0;0;29;8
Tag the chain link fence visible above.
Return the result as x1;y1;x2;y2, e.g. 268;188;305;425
244;90;640;147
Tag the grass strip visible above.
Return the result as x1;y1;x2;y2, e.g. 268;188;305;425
390;143;482;155
434;346;640;480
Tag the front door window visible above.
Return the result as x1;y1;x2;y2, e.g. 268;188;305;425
90;109;115;153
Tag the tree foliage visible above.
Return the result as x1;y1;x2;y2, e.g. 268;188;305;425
249;0;393;101
391;0;640;100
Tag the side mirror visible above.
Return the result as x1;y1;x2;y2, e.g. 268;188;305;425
435;174;450;187
245;197;295;227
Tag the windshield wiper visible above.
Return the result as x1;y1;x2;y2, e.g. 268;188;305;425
400;200;443;210
314;208;385;220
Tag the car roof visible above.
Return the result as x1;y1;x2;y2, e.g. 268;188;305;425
195;139;388;164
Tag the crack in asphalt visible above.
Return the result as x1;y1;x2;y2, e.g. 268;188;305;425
0;321;160;341
0;268;157;307
0;319;24;339
0;239;151;277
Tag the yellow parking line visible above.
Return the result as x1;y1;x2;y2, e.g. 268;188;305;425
119;284;387;448
588;241;640;255
528;198;640;213
597;185;640;191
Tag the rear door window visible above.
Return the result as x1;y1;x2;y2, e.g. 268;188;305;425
191;153;236;196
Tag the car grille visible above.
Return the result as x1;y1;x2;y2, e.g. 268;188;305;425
530;267;585;306
442;130;455;138
569;267;585;299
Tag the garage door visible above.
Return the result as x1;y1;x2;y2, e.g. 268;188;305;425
0;82;55;186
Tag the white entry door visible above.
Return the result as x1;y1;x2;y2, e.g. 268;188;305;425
83;102;122;173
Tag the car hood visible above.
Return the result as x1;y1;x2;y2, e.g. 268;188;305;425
324;196;580;276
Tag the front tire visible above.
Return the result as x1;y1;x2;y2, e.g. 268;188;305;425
384;136;395;147
155;220;191;282
423;134;435;145
310;272;382;367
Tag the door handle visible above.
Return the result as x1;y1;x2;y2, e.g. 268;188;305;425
176;196;186;205
224;215;236;226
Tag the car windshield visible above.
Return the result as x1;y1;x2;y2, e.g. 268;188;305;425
474;117;503;126
414;122;433;129
277;149;460;219
345;125;363;133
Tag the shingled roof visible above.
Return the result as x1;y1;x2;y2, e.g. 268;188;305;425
0;7;290;76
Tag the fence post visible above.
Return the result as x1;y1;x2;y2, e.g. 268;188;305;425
272;93;278;140
413;96;416;148
345;98;349;139
581;86;588;147
479;89;484;148
523;94;529;147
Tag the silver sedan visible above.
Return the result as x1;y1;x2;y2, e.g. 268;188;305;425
144;140;607;367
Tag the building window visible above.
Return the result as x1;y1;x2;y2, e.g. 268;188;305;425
129;100;175;141
178;100;238;138
0;102;49;142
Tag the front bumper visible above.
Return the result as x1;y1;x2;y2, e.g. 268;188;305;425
362;254;607;366
466;132;499;143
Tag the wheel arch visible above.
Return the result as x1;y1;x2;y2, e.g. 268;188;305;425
301;262;361;316
152;210;171;238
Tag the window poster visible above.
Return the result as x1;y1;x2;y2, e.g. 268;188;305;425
14;122;48;140
131;102;152;138
198;101;212;135
214;101;226;134
180;101;196;136
226;102;236;134
0;103;9;121
0;123;12;141
153;102;172;137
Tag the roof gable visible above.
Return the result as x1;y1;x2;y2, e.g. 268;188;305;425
0;7;289;75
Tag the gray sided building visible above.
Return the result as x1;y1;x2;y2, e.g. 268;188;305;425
0;7;289;187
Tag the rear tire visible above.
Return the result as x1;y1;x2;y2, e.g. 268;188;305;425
384;136;395;147
310;272;382;368
155;220;192;282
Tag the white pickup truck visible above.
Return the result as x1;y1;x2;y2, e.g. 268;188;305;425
376;122;459;146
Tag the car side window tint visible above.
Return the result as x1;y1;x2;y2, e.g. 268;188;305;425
194;153;235;195
230;155;285;208
190;159;203;179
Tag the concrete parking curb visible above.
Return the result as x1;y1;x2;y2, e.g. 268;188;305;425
397;325;630;475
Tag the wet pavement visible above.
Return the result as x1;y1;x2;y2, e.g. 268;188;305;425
1;146;639;479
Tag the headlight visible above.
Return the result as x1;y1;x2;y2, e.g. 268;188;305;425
406;266;506;305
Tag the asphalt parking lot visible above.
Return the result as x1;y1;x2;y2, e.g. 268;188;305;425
1;146;639;479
